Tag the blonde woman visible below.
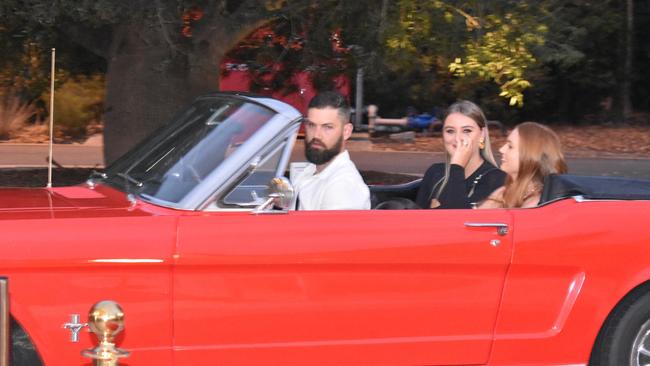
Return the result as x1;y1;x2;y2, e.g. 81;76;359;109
415;100;506;209
480;122;568;208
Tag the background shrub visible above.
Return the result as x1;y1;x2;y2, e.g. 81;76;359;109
41;74;105;138
0;92;36;140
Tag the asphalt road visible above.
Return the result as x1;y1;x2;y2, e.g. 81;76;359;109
342;151;650;179
1;142;649;179
294;141;650;179
0;143;103;168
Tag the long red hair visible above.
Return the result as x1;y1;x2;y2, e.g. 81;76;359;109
502;122;568;208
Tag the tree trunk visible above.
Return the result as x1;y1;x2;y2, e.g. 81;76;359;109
557;70;571;122
621;0;634;121
103;23;188;164
99;0;306;164
102;20;257;164
378;0;390;39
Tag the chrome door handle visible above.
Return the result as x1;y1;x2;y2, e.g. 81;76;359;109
464;222;509;236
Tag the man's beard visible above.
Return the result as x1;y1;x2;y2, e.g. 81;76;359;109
305;136;343;165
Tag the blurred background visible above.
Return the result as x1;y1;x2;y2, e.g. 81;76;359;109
0;0;647;165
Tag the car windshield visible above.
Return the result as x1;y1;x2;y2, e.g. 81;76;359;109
103;96;276;203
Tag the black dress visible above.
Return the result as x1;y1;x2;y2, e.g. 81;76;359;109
415;161;506;209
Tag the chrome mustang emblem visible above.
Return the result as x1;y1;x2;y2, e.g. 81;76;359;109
62;314;87;342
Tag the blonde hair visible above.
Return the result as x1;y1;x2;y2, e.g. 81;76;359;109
502;122;568;208
433;100;498;200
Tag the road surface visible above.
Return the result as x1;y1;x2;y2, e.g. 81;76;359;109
1;141;648;179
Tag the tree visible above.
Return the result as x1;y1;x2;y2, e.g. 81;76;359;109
622;0;634;120
1;0;394;161
94;2;280;163
521;0;625;122
381;1;545;110
1;0;307;163
220;11;354;96
2;0;645;151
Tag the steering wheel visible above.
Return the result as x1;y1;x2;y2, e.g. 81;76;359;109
374;198;419;210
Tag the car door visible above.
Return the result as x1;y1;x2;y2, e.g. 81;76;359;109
173;208;512;365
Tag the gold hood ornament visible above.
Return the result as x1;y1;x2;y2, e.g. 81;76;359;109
82;300;130;366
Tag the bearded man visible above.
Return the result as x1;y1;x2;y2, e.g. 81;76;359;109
292;91;370;210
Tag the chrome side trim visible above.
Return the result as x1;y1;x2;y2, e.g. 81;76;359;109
0;277;8;366
573;195;621;203
276;124;300;179
574;195;588;202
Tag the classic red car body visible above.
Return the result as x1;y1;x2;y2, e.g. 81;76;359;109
2;183;650;366
1;94;650;366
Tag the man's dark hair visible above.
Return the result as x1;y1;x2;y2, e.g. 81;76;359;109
308;91;351;123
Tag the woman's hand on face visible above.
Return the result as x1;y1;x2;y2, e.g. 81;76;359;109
450;135;473;167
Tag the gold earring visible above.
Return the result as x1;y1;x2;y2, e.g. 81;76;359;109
479;138;485;149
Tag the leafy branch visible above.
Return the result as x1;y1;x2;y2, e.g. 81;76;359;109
448;14;545;107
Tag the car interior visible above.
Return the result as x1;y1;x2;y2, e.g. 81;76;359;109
367;174;650;210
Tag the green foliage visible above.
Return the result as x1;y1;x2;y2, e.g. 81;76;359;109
384;1;545;108
0;37;50;102
448;13;545;107
0;3;106;111
1;0;646;132
521;0;627;121
2;0;141;26
41;75;105;137
384;0;455;73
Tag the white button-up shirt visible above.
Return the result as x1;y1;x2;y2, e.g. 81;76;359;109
292;150;370;210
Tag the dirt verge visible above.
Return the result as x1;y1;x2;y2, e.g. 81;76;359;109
371;125;650;158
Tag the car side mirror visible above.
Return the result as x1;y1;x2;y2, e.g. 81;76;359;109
252;177;294;214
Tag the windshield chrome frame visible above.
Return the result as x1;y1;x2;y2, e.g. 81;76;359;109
124;93;302;211
197;122;300;211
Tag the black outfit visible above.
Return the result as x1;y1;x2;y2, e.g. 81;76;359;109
415;161;506;209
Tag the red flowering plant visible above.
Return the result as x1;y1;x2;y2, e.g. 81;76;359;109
220;17;351;96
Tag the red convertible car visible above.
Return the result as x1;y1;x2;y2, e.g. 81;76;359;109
2;93;650;366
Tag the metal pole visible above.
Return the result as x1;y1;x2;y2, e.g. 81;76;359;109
0;278;8;366
47;48;55;188
355;67;363;130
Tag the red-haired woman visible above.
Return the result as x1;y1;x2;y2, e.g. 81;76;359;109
480;122;568;208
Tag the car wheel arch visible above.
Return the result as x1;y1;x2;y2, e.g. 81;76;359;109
589;280;650;366
9;315;43;366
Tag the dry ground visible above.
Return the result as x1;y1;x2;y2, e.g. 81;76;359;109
371;125;650;158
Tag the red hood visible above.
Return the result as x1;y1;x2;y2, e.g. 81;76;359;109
0;184;133;211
